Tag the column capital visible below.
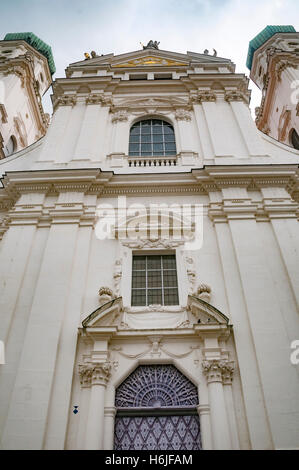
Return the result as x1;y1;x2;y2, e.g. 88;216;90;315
78;363;93;388
202;359;235;384
79;361;112;387
221;361;235;385
91;362;112;386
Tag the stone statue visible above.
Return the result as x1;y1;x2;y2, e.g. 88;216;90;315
143;40;160;50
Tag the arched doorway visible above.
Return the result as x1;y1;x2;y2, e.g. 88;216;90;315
114;364;201;450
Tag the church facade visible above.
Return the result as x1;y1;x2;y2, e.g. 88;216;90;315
0;27;299;450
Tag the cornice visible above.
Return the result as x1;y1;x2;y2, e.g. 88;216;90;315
0;166;298;205
50;73;251;105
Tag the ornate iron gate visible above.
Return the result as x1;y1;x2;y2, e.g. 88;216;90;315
114;365;201;450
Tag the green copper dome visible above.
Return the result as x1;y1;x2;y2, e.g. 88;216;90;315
246;25;296;70
3;32;56;75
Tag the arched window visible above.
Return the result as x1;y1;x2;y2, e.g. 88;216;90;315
129;119;176;157
3;135;17;157
290;128;299;150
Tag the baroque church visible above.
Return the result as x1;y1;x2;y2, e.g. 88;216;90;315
0;26;299;450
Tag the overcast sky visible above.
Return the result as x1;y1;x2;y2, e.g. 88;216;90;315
1;0;298;116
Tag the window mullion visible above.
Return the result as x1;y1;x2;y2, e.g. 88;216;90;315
146;255;148;306
161;255;164;306
150;119;153;156
162;121;165;156
139;122;141;156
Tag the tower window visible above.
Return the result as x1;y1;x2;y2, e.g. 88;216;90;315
154;73;172;80
131;254;179;306
129;119;176;157
290;128;299;150
3;135;17;157
129;74;147;80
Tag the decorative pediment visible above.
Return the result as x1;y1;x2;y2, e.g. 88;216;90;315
82;297;123;328
112;95;190;111
112;56;188;68
187;295;229;325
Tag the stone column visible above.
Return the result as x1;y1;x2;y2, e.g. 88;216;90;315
38;99;75;162
221;362;240;450
73;94;110;162
197;404;212;450
260;186;299;309
191;101;213;159
109;111;130;159
103;406;117;450
84;362;112;450
1;214;80;450
226;94;264;156
76;364;92;449
202;360;232;450
174;109;198;165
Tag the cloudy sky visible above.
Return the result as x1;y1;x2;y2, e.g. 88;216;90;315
1;0;298;116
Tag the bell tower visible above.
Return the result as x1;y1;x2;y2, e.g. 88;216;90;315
247;25;299;148
0;32;55;158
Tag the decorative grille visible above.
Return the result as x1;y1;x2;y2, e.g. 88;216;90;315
115;365;198;408
114;415;201;450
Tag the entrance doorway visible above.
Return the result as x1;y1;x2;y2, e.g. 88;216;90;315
114;364;201;450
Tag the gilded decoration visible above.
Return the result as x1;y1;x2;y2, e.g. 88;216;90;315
112;57;187;67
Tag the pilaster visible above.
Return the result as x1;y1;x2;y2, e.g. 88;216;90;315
84;362;112;450
1;203;81;449
202;359;232;449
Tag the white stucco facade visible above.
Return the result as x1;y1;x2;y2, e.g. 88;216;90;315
0;41;299;450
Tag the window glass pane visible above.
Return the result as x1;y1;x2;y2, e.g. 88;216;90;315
140;143;152;152
153;143;164;152
165;151;176;156
132;272;146;288
141;121;151;134
133;256;146;270
130;125;140;135
129;143;139;152
130;135;140;143
162;255;176;269
164;288;179;306
148;289;162;305
147;256;161;269
132;289;146;306
163;125;174;134
164;134;175;142
147;270;162;288
152;126;163;134
163;270;178;287
153;134;164;143
141;134;151;143
165;142;176;151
